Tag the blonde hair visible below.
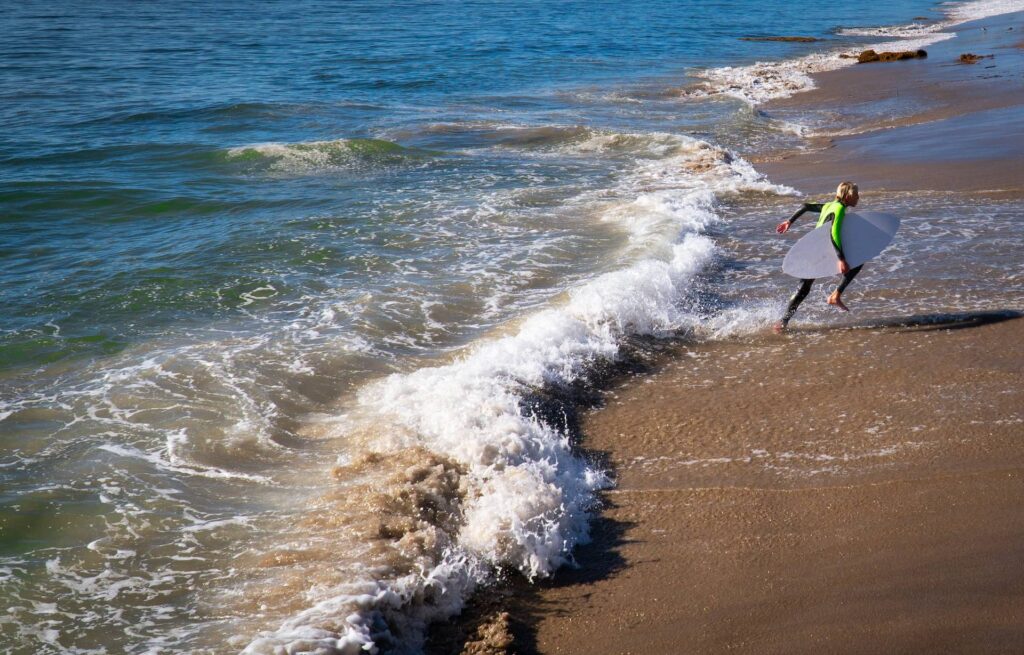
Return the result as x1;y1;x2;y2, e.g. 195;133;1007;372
836;181;859;203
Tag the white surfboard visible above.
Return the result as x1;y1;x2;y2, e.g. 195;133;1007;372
782;211;901;279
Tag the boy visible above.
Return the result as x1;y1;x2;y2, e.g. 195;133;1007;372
774;181;862;332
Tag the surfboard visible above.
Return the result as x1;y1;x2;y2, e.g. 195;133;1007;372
782;211;901;279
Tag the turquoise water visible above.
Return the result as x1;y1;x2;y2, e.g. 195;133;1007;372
3;1;1017;653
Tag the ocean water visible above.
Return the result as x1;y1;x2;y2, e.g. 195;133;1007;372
2;1;1021;652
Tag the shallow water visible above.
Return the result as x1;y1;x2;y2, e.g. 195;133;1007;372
2;0;1022;652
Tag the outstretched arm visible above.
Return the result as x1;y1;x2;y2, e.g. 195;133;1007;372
776;203;824;234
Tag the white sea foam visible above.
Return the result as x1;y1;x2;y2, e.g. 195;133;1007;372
691;0;1023;105
947;0;1024;22
561;129;792;252
699;300;784;338
242;134;795;653
97;442;273;484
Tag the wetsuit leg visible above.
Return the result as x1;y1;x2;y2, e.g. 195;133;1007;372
836;264;863;293
782;278;814;325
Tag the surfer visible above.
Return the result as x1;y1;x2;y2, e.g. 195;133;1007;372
774;181;861;332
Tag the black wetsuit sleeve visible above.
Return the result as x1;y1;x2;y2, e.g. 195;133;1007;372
787;203;824;225
830;235;846;261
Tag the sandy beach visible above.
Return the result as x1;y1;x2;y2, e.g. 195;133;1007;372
436;11;1024;655
523;314;1024;654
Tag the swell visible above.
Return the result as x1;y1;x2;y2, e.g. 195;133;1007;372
387;121;734;159
221;138;438;174
66;101;329;127
0;183;298;222
2;137;434;178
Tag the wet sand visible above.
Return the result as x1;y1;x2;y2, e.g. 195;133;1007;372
757;11;1024;195
511;11;1024;655
523;315;1024;654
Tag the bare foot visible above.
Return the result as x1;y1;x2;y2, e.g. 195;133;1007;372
827;291;849;312
773;320;787;334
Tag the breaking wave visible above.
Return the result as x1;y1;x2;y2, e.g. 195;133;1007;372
224;138;433;174
239;132;794;653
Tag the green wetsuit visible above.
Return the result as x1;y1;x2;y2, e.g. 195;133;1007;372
815;200;847;260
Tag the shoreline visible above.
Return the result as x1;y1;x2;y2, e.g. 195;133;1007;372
755;10;1024;195
434;9;1024;655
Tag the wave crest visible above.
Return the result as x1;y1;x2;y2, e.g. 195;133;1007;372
224;138;430;174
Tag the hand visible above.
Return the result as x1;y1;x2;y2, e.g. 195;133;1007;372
838;259;850;275
776;221;791;234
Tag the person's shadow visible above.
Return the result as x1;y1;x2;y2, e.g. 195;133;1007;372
804;308;1022;333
